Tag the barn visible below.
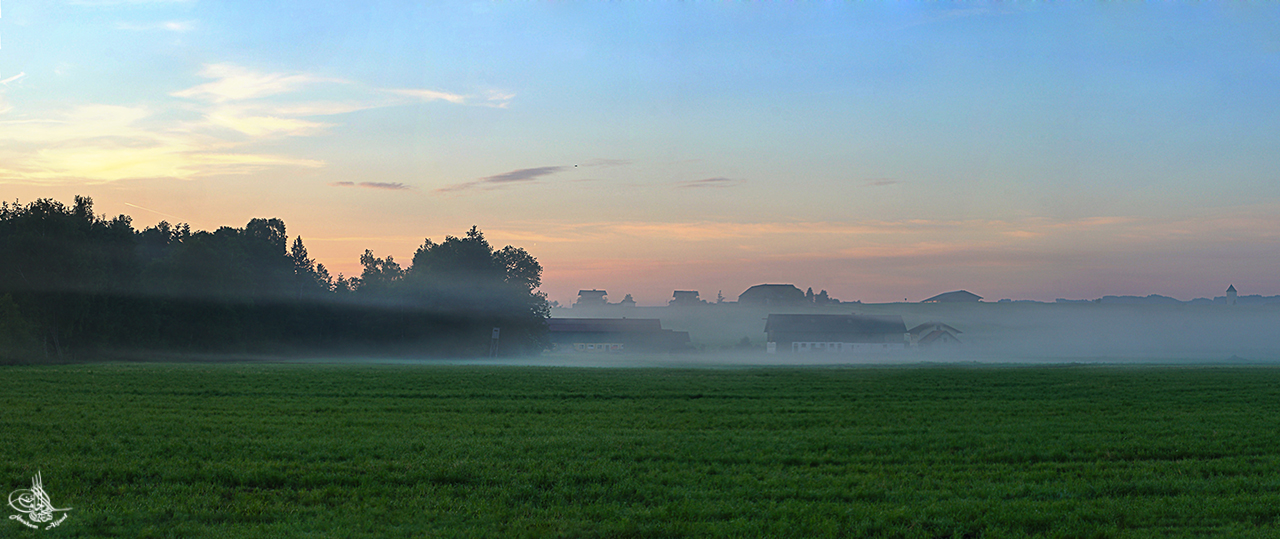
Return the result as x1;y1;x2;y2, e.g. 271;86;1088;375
738;284;807;306
764;313;907;353
547;318;691;353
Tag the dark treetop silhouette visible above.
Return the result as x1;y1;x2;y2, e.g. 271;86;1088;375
0;196;549;361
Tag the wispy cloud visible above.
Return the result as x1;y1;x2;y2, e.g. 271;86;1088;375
172;64;510;138
483;166;567;183
0;62;507;183
435;166;569;194
387;88;468;105
201;105;333;137
173;63;333;103
363;182;410;190
269;101;379;116
483;90;516;108
115;20;195;32
171;66;384;138
0;104;322;183
387;87;515;108
330;181;411;190
677;177;744;188
865;178;901;186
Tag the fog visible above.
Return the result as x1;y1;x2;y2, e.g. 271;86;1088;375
514;302;1280;368
57;301;1276;368
247;302;1280;369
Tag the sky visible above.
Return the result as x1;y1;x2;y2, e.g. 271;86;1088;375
1;1;1278;305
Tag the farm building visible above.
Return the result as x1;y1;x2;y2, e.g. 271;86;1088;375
921;290;982;303
764;313;908;353
669;290;703;307
738;284;807;306
574;289;607;307
908;322;962;348
547;318;691;353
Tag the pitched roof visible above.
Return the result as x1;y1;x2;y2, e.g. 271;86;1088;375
765;314;906;335
919;330;961;345
921;290;982;303
908;322;962;335
1228;284;1237;293
738;284;806;304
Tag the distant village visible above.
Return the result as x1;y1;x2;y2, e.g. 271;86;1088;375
561;284;865;309
547;284;1268;356
556;283;1268;309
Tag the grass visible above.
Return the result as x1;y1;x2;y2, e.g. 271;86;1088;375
3;363;1280;537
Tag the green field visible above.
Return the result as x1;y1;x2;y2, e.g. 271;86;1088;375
4;363;1280;537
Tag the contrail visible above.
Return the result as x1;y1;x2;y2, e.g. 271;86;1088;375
123;202;184;221
0;72;28;85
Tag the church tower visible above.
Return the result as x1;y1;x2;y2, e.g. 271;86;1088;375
1227;284;1237;306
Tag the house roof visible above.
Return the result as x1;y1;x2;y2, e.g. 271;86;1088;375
921;290;982;303
743;284;800;291
765;314;906;335
1228;284;1237;293
548;318;663;333
908;322;962;335
738;284;806;303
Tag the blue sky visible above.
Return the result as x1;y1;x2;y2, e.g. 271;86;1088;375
2;1;1278;304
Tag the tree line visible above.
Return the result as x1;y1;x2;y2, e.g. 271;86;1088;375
0;196;549;362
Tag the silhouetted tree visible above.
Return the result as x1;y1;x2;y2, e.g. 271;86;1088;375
315;263;333;292
334;274;357;294
357;250;404;295
0;197;549;360
404;226;548;353
289;236;331;298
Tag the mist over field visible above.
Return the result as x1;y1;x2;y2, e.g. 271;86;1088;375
541;302;1280;366
177;301;1280;367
